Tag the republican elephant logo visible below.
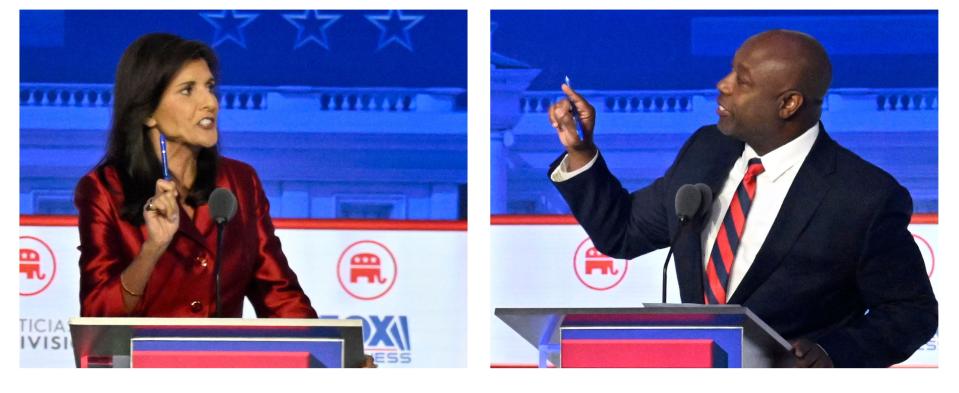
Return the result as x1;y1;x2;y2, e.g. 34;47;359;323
20;248;47;280
584;247;619;275
19;236;57;296
350;253;388;284
573;238;627;291
912;233;935;278
337;240;398;301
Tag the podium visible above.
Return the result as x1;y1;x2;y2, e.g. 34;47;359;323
69;317;365;368
495;304;792;368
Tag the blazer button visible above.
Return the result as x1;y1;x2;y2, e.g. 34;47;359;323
195;255;208;268
190;300;203;313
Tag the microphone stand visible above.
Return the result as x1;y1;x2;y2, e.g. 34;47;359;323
214;219;225;317
662;217;688;303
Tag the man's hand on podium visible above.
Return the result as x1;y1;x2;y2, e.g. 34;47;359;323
790;338;834;368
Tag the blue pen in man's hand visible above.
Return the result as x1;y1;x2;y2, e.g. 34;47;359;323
565;75;585;141
159;134;170;180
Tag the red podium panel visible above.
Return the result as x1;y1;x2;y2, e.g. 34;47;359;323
131;351;313;368
562;339;723;368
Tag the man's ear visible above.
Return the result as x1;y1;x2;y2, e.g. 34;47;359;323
779;90;804;120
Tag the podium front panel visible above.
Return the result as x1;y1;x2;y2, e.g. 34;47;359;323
131;351;313;368
562;339;726;368
69;317;364;368
561;327;743;367
496;306;791;368
130;338;345;368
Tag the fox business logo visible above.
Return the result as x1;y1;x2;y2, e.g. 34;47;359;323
919;332;938;352
321;315;412;364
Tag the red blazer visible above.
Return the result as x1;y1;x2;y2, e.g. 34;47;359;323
75;157;317;318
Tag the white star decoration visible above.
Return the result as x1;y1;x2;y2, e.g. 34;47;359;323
364;10;425;52
200;10;260;49
283;10;342;50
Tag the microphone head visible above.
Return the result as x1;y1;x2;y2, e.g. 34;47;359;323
674;184;702;223
209;188;237;225
695;183;713;218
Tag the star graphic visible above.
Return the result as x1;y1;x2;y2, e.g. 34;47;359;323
283;10;342;50
199;10;259;49
364;10;425;52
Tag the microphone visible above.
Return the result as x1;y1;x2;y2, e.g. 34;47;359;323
662;183;712;303
208;188;237;317
675;184;703;224
210;188;238;224
694;183;713;220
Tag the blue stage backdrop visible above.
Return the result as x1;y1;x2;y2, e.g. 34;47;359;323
490;10;937;215
21;10;467;220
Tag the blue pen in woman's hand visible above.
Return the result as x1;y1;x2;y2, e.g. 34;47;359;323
159;134;170;180
565;75;585;141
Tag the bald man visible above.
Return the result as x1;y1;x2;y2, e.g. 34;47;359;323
548;30;937;367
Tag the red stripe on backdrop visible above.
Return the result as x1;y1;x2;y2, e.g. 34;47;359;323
492;214;938;225
272;218;465;231
20;215;466;231
17;213;940;228
20;215;77;226
911;213;938;224
490;215;579;225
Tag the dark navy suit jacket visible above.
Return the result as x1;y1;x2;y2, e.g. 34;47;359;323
550;124;937;367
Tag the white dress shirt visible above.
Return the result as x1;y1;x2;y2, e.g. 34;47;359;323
551;124;820;301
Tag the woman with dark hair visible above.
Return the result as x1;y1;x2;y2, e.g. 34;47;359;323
75;33;317;318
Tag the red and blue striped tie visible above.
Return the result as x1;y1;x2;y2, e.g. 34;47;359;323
704;158;764;304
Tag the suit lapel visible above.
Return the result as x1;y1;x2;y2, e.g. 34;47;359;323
176;203;214;254
194;203;217;253
728;126;837;304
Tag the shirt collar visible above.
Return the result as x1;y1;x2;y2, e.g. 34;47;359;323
742;123;820;183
